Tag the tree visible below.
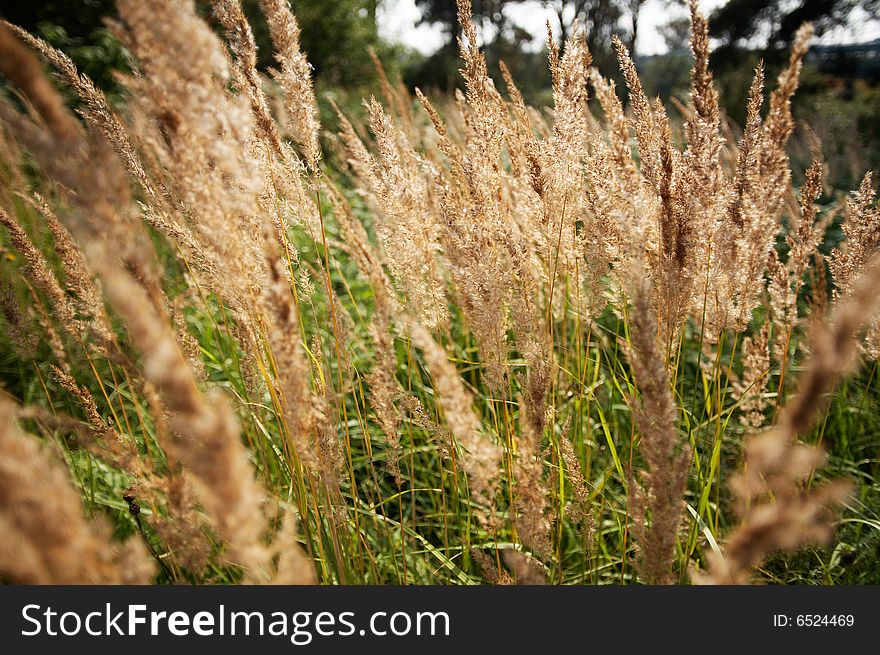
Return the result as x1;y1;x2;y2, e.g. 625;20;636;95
408;0;646;92
0;0;392;91
411;0;531;91
415;0;522;46
415;0;461;40
0;0;128;93
658;15;691;53
243;0;387;88
539;0;628;71
0;0;116;39
639;16;692;101
627;0;647;54
711;0;880;58
541;0;588;45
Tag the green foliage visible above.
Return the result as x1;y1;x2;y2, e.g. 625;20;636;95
2;0;879;587
242;0;393;88
0;1;401;93
796;77;880;191
31;22;133;104
710;0;880;56
639;52;692;104
3;186;879;584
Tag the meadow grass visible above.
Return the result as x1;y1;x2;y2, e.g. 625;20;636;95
0;0;878;585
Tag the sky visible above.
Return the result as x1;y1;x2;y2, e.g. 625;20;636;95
377;0;880;56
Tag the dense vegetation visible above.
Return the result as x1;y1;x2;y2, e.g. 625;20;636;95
0;0;878;585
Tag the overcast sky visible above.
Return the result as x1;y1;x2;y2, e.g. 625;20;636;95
377;0;880;56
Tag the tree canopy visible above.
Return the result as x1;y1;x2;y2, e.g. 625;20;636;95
0;0;389;91
710;0;880;58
